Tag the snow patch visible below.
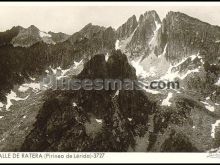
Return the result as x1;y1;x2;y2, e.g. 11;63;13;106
211;120;220;138
29;77;36;81
205;105;215;112
114;90;119;97
72;102;77;107
190;55;197;61
206;97;210;100
0;116;4;119
160;62;200;81
48;65;73;80
50;67;57;74
18;83;40;93
6;91;29;110
200;101;215;112
128;118;133;121
131;59;148;78
115;40;120;50
179;68;200;80
39;31;51;38
144;88;161;94
73;60;83;69
18;85;29;92
158;44;167;58
139;81;161;94
161;92;173;106
95;119;103;124
105;53;109;62
149;21;161;46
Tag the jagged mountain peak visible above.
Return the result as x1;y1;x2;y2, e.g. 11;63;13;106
67;22;106;41
78;50;137;80
156;10;220;63
143;10;161;23
126;14;137;24
138;10;161;24
26;25;40;32
80;23;106;32
11;25;24;31
164;11;213;27
116;14;138;39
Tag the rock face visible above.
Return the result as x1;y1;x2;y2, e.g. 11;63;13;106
116;10;162;58
116;15;138;39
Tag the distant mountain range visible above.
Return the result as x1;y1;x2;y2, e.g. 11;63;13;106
0;10;220;152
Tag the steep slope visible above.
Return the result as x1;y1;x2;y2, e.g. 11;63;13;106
156;11;220;63
116;15;138;40
116;10;161;59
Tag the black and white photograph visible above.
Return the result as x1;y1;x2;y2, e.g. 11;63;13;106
0;1;220;163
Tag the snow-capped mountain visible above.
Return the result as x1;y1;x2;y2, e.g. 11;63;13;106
0;10;220;152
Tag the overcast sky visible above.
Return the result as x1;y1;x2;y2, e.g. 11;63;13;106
1;3;220;35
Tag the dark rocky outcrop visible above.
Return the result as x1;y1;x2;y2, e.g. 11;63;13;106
21;50;155;152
